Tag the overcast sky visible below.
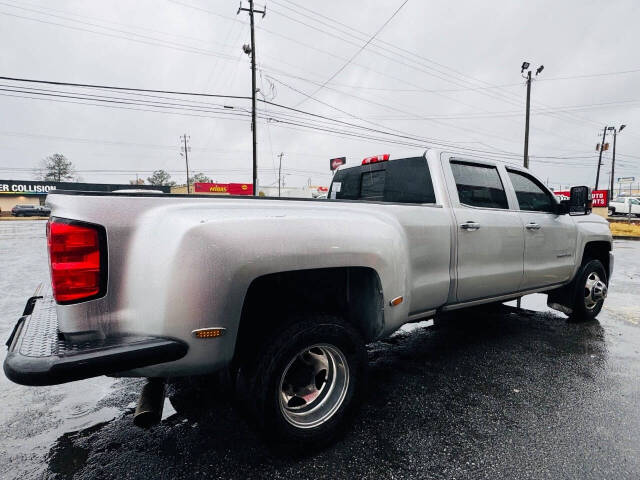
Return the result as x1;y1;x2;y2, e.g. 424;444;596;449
1;0;639;190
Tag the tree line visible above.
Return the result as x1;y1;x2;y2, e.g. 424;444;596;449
35;153;212;186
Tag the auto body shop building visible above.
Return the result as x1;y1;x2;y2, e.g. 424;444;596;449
0;179;170;215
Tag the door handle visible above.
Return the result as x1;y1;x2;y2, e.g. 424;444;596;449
460;221;480;231
525;222;541;230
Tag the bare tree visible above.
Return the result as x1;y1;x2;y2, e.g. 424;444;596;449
129;177;145;185
35;154;76;182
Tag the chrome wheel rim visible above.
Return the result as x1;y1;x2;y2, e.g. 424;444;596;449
278;344;349;429
584;272;607;310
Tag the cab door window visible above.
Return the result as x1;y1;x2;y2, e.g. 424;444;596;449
507;169;556;213
450;161;508;209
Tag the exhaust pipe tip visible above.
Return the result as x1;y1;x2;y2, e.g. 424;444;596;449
134;378;166;428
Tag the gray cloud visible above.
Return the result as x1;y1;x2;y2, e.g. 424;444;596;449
0;0;638;190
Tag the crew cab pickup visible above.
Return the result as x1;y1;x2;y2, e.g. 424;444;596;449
4;149;613;446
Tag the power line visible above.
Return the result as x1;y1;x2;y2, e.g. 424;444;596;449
2;75;630;167
537;68;640;83
0;76;517;156
0;9;242;62
293;0;409;107
0;76;251;100
1;0;238;49
268;0;617;134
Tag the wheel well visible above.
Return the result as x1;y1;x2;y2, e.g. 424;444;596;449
233;267;383;365
547;241;611;313
582;241;611;275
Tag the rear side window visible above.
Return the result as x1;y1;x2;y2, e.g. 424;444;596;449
360;169;386;201
451;161;508;209
330;157;436;204
507;169;556;213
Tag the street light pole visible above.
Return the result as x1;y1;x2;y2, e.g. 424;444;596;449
523;70;531;169
521;62;544;169
609;124;627;202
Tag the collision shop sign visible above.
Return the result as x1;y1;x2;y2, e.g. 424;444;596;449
0;182;56;194
194;182;253;195
554;189;608;207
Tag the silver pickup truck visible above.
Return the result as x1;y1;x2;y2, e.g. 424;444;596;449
4;149;612;447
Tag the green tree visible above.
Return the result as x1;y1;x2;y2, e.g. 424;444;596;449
36;153;76;182
147;170;176;186
191;172;212;184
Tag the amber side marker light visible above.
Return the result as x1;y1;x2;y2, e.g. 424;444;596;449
192;328;226;339
389;296;404;307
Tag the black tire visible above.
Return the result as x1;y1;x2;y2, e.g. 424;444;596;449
608;208;615;216
236;314;367;449
569;259;608;322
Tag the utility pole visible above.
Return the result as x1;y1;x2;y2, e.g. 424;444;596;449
238;1;266;195
277;152;284;197
595;126;607;191
180;134;191;194
520;62;544;168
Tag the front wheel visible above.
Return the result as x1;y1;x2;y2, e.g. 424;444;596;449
608;208;615;216
569;259;608;322
236;315;367;448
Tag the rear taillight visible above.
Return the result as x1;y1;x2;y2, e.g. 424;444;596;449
47;218;106;304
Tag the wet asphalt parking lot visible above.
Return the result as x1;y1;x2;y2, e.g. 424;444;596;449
1;220;639;479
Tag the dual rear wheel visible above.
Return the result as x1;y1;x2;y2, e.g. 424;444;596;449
235;315;367;447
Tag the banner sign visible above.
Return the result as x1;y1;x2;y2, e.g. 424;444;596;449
330;157;346;171
554;189;608;207
0;182;56;194
194;182;253;195
0;179;171;195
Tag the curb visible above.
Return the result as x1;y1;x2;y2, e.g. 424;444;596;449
613;236;640;241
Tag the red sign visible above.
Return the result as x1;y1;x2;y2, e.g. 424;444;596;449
194;182;253;195
330;157;346;171
554;189;608;208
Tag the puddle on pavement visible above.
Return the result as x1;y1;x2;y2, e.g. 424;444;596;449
0;376;124;480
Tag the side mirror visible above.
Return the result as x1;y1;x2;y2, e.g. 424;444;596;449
568;185;592;215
